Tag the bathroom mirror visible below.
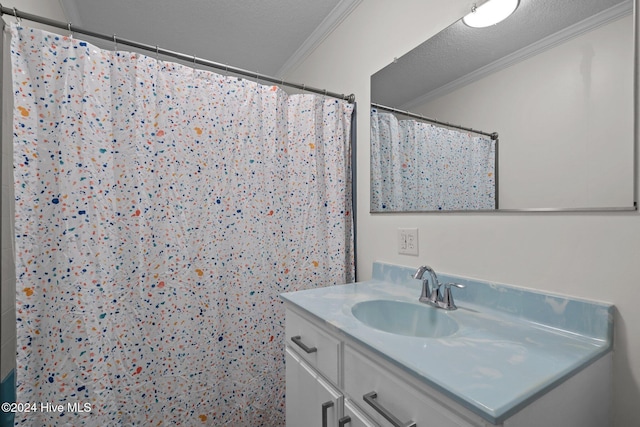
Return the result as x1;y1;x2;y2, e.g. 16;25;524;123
370;0;637;212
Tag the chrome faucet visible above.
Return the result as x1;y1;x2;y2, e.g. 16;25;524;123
413;265;440;305
413;265;465;310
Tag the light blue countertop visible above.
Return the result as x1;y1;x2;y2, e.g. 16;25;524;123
280;262;613;424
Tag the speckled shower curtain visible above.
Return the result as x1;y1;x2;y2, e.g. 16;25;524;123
371;109;495;211
11;24;353;426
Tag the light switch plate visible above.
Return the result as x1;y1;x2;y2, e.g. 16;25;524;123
398;228;419;256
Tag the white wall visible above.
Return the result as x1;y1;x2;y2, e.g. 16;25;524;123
1;0;67;385
415;15;634;209
285;0;640;425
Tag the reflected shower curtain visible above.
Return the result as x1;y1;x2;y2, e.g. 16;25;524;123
371;110;495;211
11;24;353;426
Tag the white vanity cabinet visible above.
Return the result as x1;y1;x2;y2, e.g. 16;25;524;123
285;348;342;427
285;309;343;427
342;344;474;427
284;304;613;427
284;306;481;427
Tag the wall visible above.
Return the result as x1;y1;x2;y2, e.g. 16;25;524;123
1;1;67;421
284;0;640;425
415;14;633;209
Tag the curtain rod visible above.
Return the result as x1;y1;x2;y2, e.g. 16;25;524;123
371;102;498;140
0;5;356;104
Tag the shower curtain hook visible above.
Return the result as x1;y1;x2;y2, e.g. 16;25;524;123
13;7;21;23
113;34;118;51
155;45;159;61
67;23;73;39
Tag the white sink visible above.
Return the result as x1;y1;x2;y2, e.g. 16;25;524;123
351;299;459;338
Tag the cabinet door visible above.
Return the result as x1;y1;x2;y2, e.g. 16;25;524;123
286;347;342;427
343;345;476;427
340;399;379;427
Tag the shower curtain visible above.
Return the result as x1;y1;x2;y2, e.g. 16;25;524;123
10;24;354;426
371;109;495;211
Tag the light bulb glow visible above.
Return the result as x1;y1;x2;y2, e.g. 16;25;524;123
463;0;519;28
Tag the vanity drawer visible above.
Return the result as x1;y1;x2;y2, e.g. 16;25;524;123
285;308;340;386
343;344;475;427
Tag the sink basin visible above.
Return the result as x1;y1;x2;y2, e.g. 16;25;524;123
351;299;459;338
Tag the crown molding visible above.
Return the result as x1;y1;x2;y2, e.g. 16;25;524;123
402;0;633;111
276;0;362;78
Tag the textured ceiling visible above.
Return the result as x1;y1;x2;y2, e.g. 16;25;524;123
372;0;632;109
60;0;356;77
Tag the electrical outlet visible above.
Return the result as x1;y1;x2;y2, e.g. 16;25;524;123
398;228;419;256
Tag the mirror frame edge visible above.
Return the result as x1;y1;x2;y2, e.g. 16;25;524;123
369;0;639;214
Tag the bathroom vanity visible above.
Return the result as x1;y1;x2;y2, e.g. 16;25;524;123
281;262;613;427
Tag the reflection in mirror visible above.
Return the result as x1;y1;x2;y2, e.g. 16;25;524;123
371;106;498;211
370;0;637;212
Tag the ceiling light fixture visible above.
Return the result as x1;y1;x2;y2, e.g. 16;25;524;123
463;0;519;28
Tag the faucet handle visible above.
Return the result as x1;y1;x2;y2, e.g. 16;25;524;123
441;283;465;310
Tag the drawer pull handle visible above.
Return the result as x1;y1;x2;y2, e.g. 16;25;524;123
291;335;317;353
338;415;351;427
363;391;416;427
322;401;334;427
